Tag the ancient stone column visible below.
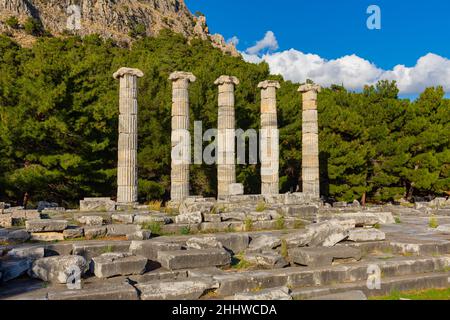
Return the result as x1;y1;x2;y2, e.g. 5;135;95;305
169;71;196;202
113;67;144;205
258;80;280;195
298;83;322;197
214;75;240;198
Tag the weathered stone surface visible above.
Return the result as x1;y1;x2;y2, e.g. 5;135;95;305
247;212;273;221
203;214;222;223
112;213;135;224
0;259;31;282
134;214;172;225
283;230;312;248
77;215;104;226
107;224;141;237
244;252;289;269
32;255;88;284
25;219;68;232
137;278;218;300
126;230;152;241
80;197;116;212
7;247;44;260
317;212;395;226
200;221;244;233
308;290;367;301
4;229;30;243
229;183;244;196
63;227;84;239
221;211;247;221
179;201;215;215
284;205;318;219
30;232;65;242
186;237;224;250
157;249;231;270
289;246;361;267
175;212;203;224
92;253;147;278
47;283;139;300
436;224;450;234
348;229;386;242
307;220;351;247
234;286;292;300
248;235;282;252
129;240;183;261
214;233;250;254
72;241;131;263
130;270;188;283
0;214;12;228
84;226;107;240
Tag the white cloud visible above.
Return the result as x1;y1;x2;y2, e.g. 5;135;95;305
243;32;450;94
227;36;239;46
246;31;279;55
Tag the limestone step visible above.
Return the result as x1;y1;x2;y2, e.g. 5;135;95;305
211;255;450;296
291;272;450;300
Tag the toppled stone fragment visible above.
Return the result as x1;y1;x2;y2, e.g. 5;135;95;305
26;219;68;233
221;211;246;221
92;253;147;278
48;283;139;300
348;228;386;242
175;212;203;224
83;226;107;240
107;224;141;237
289;246;362;267
32;255;88;284
126;230;152;241
77;216;103;226
7;247;44;260
129;240;183;261
307;219;351;247
5;229;31;243
247;212;272;222
186;237;224;250
80;197;115;212
30;232;65;242
436;224;450;234
244;252;289;269
248;235;282;252
112;214;134;224
157;249;231;270
63;227;84;239
309;290;367;301
0;259;31;282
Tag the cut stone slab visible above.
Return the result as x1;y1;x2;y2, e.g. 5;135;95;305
77;216;103;226
5;229;30;243
308;290;367;301
79;197;115;212
244;252;289;269
30;232;65;242
157;249;231;270
72;241;131;263
92;253;147;278
129;240;183;261
175;212;203;224
221;211;246;221
63;227;84;239
307;219;351;247
134;214;172;225
200;221;244;233
0;259;31;282
107;224;141;237
234;286;292;300
7;247;44;260
84;226;107;240
348;228;386;242
229;183;244;196
130;270;188;283
25;219;68;233
137;278;218;300
248;235;282;252
214;233;250;254
31;255;88;284
47;282;139;300
247;212;272;222
203;214;222;223
0;214;12;228
289;246;362;267
186;237;224;250
126;230;152;241
283;231;313;248
112;213;134;224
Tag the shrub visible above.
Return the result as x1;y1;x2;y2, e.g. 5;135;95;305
141;221;162;235
5;16;19;29
255;201;266;212
429;217;439;229
24;18;44;36
244;218;253;232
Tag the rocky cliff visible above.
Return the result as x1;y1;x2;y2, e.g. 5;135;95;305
0;0;239;56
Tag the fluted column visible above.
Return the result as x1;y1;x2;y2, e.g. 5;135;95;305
258;80;280;195
169;71;196;202
215;75;240;199
299;83;321;197
113;67;144;205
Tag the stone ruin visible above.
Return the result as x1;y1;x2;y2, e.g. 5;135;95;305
1;68;450;301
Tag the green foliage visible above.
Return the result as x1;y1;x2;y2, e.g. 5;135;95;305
141;221;162;235
129;23;147;38
0;31;448;206
24;18;44;36
429;216;439;229
180;226;191;235
255;201;266;212
244;218;253;231
280;240;288;258
5;16;19;29
275;216;285;230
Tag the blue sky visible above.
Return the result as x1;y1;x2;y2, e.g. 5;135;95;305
185;0;450;97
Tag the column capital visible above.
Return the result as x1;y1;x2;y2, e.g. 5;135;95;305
298;83;321;93
214;75;240;86
113;67;144;79
258;80;280;90
169;71;196;83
